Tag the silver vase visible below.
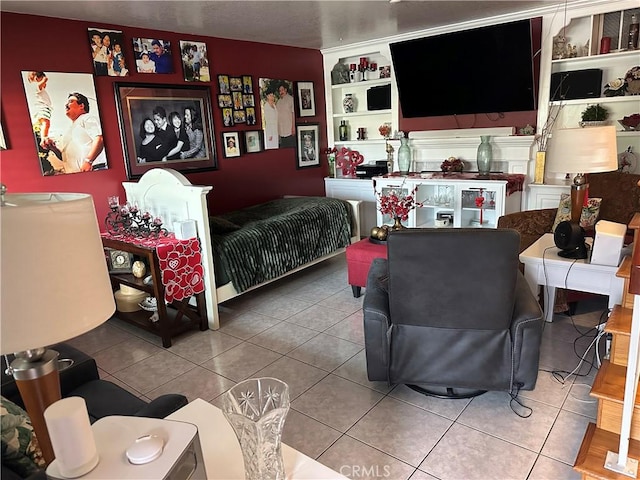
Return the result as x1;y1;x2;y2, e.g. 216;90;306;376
222;377;290;480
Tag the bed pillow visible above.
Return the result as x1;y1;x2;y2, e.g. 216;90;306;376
209;216;241;234
551;193;602;232
1;396;46;478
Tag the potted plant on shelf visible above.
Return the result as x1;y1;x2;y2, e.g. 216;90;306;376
580;104;609;127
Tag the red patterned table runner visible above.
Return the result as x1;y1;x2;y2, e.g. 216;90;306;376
382;172;525;196
102;233;204;302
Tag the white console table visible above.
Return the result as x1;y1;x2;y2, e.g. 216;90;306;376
167;398;347;479
519;234;624;322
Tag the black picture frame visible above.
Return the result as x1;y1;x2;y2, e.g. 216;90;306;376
295;123;320;169
114;83;217;179
243;130;263;154
296;81;316;117
222;131;241;158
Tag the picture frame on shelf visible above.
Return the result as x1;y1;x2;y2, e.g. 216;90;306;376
296;81;315;117
243;130;263;154
114;82;217;179
295;123;320;169
222;131;241;158
107;249;134;273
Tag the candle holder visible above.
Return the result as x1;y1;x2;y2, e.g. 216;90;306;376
105;200;169;239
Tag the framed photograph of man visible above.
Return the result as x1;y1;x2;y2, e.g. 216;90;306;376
222;131;241;158
296;81;315;117
245;107;257;126
88;28;128;77
114;83;217;179
179;40;209;82
132;37;174;74
242;75;253;93
296;123;320;169
243;130;263;154
21;71;108;176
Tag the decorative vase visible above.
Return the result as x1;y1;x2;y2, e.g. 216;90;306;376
397;137;411;175
533;151;546;184
222;378;290;480
392;216;406;230
342;94;355;113
476;135;493;175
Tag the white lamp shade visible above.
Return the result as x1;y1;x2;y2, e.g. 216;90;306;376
545;126;618;174
1;193;115;353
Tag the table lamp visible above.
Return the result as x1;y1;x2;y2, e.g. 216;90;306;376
1;188;115;464
545;126;618;258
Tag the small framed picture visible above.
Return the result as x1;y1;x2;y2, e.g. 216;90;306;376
229;76;243;91
295;123;320;169
222;107;234;127
217;74;230;94
233;110;246;124
107;249;134;273
245;107;257;126
218;94;232;108
242;75;253;93
222;131;241;158
244;130;263;154
296;81;315;117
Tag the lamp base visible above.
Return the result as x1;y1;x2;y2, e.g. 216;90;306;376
10;349;61;464
558;242;589;259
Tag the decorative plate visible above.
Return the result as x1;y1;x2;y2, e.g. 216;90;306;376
618;148;637;173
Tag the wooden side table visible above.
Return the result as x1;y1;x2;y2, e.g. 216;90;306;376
102;237;207;347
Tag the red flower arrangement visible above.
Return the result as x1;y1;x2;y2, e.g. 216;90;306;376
376;184;423;221
475;192;485;225
336;147;364;177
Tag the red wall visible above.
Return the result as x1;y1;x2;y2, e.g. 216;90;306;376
0;13;327;224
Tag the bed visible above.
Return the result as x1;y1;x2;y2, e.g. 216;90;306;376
122;168;361;330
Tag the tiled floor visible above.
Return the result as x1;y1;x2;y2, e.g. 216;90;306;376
68;253;610;480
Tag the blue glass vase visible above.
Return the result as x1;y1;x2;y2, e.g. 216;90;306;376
476;136;493;175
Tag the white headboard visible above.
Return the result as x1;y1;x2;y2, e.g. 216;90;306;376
122;168;218;329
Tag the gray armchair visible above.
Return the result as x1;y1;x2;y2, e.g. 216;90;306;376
363;228;543;398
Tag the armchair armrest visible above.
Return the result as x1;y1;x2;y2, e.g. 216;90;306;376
363;258;391;382
136;394;188;419
498;208;557;253
510;273;544;390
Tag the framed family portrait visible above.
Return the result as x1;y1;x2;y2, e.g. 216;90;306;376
88;27;129;77
243;130;263;154
295;123;320;169
114;83;217;179
296;81;315;117
222;131;240;158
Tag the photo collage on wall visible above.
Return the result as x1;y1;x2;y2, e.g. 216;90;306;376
217;74;256;128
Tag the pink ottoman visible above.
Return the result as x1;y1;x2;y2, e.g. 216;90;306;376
345;238;388;297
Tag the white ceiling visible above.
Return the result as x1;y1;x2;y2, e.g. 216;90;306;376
1;1;561;50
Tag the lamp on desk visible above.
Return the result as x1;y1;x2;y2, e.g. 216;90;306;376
545;126;618;259
0;187;115;463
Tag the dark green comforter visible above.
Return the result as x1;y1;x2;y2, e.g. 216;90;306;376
209;197;353;293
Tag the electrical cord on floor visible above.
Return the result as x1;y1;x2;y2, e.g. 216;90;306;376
508;382;532;418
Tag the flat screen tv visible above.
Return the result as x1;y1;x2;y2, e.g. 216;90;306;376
390;19;539;118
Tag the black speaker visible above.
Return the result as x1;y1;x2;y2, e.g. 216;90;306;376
367;84;391;110
550;69;603;101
